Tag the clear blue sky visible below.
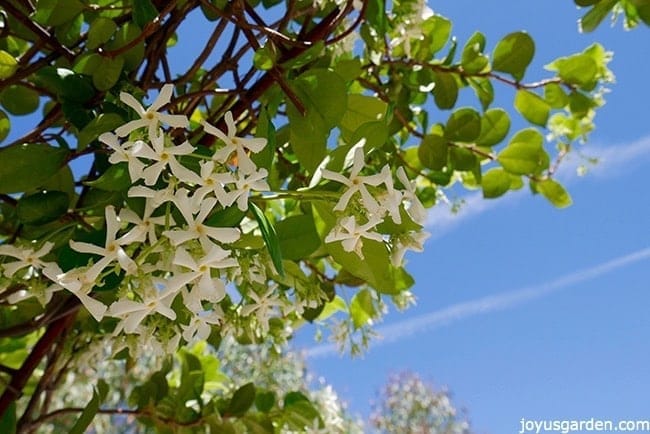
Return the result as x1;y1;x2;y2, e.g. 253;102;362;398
296;2;650;432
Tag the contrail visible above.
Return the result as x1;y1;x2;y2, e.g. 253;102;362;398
305;247;650;359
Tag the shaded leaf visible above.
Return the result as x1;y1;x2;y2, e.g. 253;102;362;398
0;144;68;193
249;203;284;276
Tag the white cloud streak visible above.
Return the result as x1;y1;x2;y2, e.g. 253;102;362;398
305;247;650;359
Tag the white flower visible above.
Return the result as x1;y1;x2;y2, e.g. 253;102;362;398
43;264;107;321
0;242;55;277
390;230;430;266
172;245;238;304
396;167;427;224
128;183;176;208
375;165;403;224
192;160;236;207
321;146;387;213
69;206;137;275
115;84;189;140
99;132;146;182
240;287;284;335
202;111;267;174
131;132;197;186
228;167;270;211
181;310;222;342
118;200;170;245
109;287;178;334
163;189;240;251
324;216;384;258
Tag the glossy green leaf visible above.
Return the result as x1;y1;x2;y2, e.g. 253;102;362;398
423;15;452;55
482;168;511;198
33;0;85;26
492;31;535;81
255;390;276;413
477;108;510;147
468;77;494;110
514;90;551;126
498;129;547;175
536;178;572;208
445;107;481;142
0;50;18;80
132;0;159;27
16;191;69;225
461;31;488;73
288;69;346;173
254;44;277;71
276;214;320;260
546;53;598;91
0;144;68;194
449;146;477;170
87;17;118;50
283;392;322;429
418;134;447;170
432;72;459;110
544;83;569;108
578;0;617;32
107;23;145;71
568;91;597;118
0;110;9;143
350;289;376;329
249;203;284;276
340;95;387;141
0;402;16;434
85;163;131;192
69;380;108;434
92;56;124;91
228;383;256;417
0;85;40;115
366;0;387;32
77;113;124;150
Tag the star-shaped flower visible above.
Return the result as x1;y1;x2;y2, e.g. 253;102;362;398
115;84;189;140
0;242;55;278
324;216;384;258
131;131;197;186
202;111;267;174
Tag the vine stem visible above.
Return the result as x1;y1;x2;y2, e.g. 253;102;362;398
0;307;77;418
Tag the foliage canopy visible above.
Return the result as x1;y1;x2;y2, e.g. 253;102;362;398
0;0;646;431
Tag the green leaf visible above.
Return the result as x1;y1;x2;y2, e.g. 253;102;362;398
514;90;551;126
461;31;488;73
0;50;18;80
282;392;322;429
77;113;124;150
546;53;598;91
86;163;131;191
249;203;284;276
423;15;452;55
0;110;9;143
92;56;124;91
568;91;597;118
449;147;477;171
0;144;68;194
432;72;458;110
418;134;447;170
107;23;144;71
498;129;547;175
276;214;320;260
132;0;159;27
340;95;387;141
228;383;256;417
0;402;16;434
16;191;69;225
477;108;510;147
578;0;617;32
0;85;39;116
482;168;511;198
536;179;572;208
350;289;376;329
492;32;535;81
366;0;387;32
287;69;347;173
87;17;118;50
69;380;108;434
253;44;278;71
317;296;347;321
468;77;494;110
33;0;85;26
544;83;569;108
445;107;481;142
255;391;276;413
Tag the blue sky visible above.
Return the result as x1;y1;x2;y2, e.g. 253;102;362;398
297;2;650;432
3;2;648;432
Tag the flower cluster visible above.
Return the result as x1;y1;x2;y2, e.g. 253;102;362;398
0;84;429;355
